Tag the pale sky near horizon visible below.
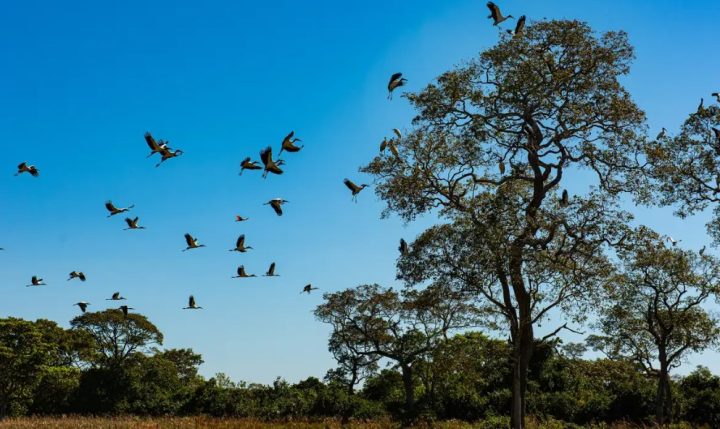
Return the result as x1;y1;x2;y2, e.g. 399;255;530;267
1;0;719;383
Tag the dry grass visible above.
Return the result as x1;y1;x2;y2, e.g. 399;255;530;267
0;417;707;429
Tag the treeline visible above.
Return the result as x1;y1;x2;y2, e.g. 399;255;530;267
0;314;719;427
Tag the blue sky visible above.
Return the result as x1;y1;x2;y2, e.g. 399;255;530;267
1;0;719;383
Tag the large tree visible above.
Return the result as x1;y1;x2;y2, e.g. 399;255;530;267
315;283;474;421
362;20;645;429
642;101;720;242
588;227;720;425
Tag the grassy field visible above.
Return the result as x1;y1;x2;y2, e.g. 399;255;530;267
0;417;708;429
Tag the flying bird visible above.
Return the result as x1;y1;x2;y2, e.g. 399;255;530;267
265;198;288;216
229;234;252;252
68;271;86;282
235;215;249;222
487;2;514;26
144;132;168;158
232;265;256;278
105;201;134;217
560;190;569;207
240;157;262;175
507;15;526;36
183;233;205;251
301;284;318;294
106;292;126;301
74;302;90;313
656;128;667;140
15;162;39;177
666;236;680;247
344;179;368;202
26;276;46;287
124;217;145;230
156;146;183;167
399;238;408;255
260;146;284;178
279;131;303;156
387;73;407;100
119;305;134;317
264;262;279;277
183;295;203;309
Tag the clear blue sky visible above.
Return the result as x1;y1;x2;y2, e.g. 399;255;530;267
1;0;719;383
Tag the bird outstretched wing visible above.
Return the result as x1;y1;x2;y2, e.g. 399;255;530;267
389;73;402;84
145;132;160;151
189;295;196;307
184;233;194;247
105;201;117;212
236;234;246;248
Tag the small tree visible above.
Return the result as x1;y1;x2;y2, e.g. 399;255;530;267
362;19;645;429
588;227;720;425
315;283;474;421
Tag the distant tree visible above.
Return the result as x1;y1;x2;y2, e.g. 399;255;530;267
642;101;720;242
678;366;720;427
70;310;163;367
362;19;645;429
324;330;380;396
588;227;720;425
315;283;475;421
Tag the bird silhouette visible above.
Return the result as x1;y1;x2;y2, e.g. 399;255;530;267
15;162;39;177
301;284;318;294
279;131;303;156
656;128;667;140
264;262;279;277
156;146;183;167
698;98;706;114
387;73;407;100
235;215;249;222
26;276;46;287
106;292;126;301
240;157;262;175
105;201;134;217
344;179;368;202
232;265;256;278
74;302;90;313
144;132;168;158
487;2;514;26
560;190;569;207
68;271;86;282
507;15;525;36
229;234;252;252
260;146;284;178
183;233;206;251
183;295;203;309
124;217;145;230
265;198;288;216
119;305;134;317
399;239;408;255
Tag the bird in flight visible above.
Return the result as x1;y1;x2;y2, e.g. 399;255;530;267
74;302;90;313
232;265;256;278
119;305;134;317
265;198;288;216
183;233;206;251
507;15;526;36
235;215;249;222
26;276;46;287
264;262;279;277
144;132;168;158
15;162;39;177
229;234;252;253
240;157;262;175
260;146;284;178
183;295;203;309
156;146;183;167
106;292;126;301
105;201;134;217
666;236;680;247
124;217;145;230
344;179;368;202
68;271;86;282
279;131;303;156
399;238;408;255
301;284;318;294
487;2;514;26
387;73;407;100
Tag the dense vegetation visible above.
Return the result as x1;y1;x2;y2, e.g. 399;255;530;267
0;314;719;427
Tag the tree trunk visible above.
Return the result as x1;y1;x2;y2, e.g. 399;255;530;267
509;266;533;429
400;364;415;425
656;356;671;425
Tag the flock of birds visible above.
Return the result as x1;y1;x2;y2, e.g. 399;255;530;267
4;3;571;321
